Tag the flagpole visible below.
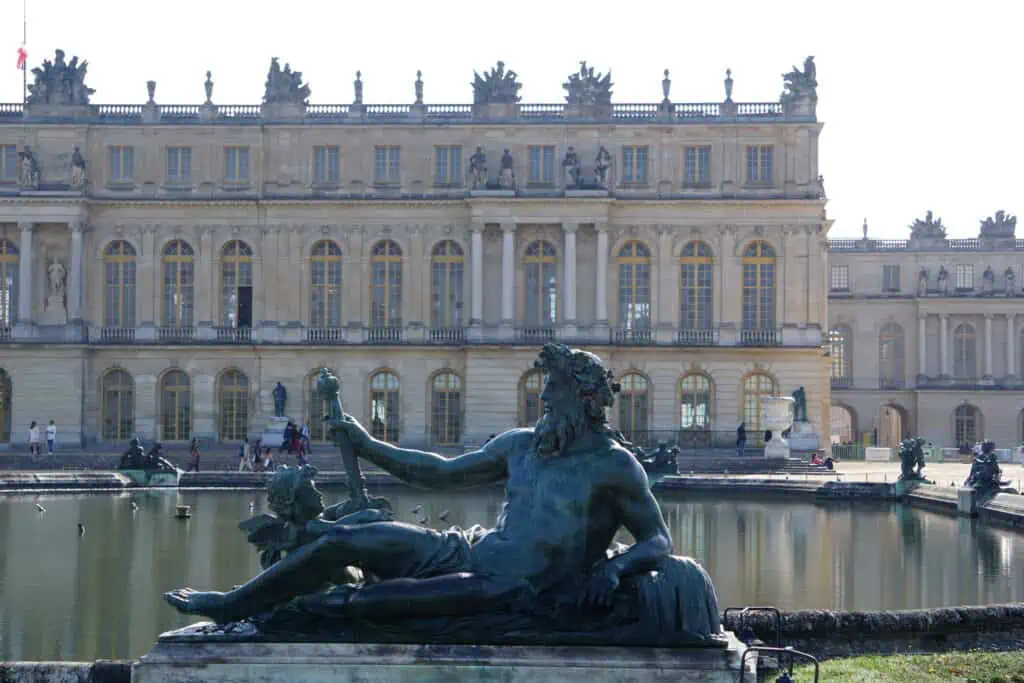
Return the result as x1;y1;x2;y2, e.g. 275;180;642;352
22;0;27;104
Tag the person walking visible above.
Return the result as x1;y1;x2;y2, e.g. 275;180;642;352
736;423;747;457
45;420;57;455
300;419;312;455
238;438;251;472
187;437;201;472
28;421;41;456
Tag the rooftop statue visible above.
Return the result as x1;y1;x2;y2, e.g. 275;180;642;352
563;61;613;106
26;49;95;106
909;210;947;239
471;61;522;105
780;55;817;104
980;210;1017;238
164;344;724;647
264;58;311;106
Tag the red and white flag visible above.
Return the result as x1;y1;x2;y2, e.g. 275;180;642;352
16;46;27;71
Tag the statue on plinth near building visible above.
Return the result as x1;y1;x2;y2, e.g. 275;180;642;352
272;382;288;418
468;146;487;189
70;146;87;189
563;61;613;107
791;386;807;423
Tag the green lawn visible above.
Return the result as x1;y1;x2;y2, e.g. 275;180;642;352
792;651;1024;682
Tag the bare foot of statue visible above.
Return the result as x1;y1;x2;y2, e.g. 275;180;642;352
164;588;231;622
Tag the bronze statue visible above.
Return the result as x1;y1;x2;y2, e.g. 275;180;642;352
164;344;723;646
965;441;1011;495
897;437;931;483
791;386;807;422
272;382;288;418
118;438;146;469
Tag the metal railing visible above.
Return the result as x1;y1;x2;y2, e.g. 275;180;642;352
157;326;195;343
305;327;347;344
100;326;136;343
611;326;653;344
740;328;781;346
214;326;251;343
0;326;11;341
677;327;718;346
624;429;767;452
366;326;405;344
515;326;556;343
427;326;465;344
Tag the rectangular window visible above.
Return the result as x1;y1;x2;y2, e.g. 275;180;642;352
527;145;555;185
166;147;192;185
108;145;135;183
433;145;462;185
746;145;774;185
224;146;250;184
621;146;649;184
313;145;340;185
683;145;711;187
374;145;401;184
882;264;901;293
830;265;849;291
955;264;974;291
0;144;16;181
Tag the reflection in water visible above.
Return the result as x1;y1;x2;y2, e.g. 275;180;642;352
1;489;1024;661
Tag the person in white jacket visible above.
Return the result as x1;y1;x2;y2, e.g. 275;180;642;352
28;421;40;456
45;420;57;455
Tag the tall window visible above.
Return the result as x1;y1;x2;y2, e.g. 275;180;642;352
101;369;134;441
742;372;777;433
313;145;340;185
829;327;851;385
0;239;18;326
524;240;557;326
830;265;849;291
528;145;555;185
224;146;250;184
430;372;462;445
622;146;649;184
617;241;651;330
431;240;464;328
434;146;462;185
108;145;134;183
0;369;10;443
162;240;194;327
955;264;974;291
160;370;191;441
370;371;400;443
680;373;712;429
104;240;137;328
680;241;713;329
519;369;544;427
310;240;342;328
882;264;901;293
954;405;980;447
683;145;711;187
220;240;253;327
166;146;192;185
370;240;402;328
745;145;773;185
218;370;249;441
1;145;18;182
374;145;401;184
617;373;649;443
953;323;977;379
879;323;905;388
742;241;776;330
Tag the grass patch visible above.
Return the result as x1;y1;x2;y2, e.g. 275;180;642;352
791;651;1024;682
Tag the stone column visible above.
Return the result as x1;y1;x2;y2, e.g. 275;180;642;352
1006;313;1017;381
15;222;34;337
195;228;215;340
470;224;484;324
984;314;994;380
595;224;609;322
68;222;85;322
939;313;950;378
500;223;515;325
562;223;577;324
917;314;927;378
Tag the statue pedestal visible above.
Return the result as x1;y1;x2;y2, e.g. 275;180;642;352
39;295;67;325
260;416;290;450
134;638;752;683
764;436;790;459
787;421;820;453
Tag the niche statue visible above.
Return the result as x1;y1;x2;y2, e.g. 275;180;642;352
164;344;724;647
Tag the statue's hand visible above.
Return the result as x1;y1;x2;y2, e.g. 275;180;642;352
577;565;620;610
336;414;372;451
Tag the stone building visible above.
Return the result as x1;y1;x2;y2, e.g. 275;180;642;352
0;53;829;449
828;211;1023;450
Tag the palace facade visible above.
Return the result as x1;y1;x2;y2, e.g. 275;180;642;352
0;55;830;449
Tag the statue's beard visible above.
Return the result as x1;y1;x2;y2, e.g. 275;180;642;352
532;403;587;457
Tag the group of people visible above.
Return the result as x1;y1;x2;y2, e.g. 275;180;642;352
27;420;58;455
237;438;277;472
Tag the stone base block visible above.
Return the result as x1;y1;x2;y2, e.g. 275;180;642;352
958;487;978;516
133;638;752;683
787;421;820;452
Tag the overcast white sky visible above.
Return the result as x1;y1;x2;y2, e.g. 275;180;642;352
1;0;1019;238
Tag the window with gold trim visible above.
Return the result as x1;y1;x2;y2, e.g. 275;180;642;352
224;146;250;184
621;146;649;184
680;241;713;329
160;370;191;441
0;145;17;182
680;373;712;429
217;369;249;441
370;240;402;328
953;323;977;379
742;372;777;433
370;371;400;443
954;404;980;447
431;240;464;328
108;145;134;183
741;241;776;330
220;240;253;328
745;145;773;185
683;145;711;187
101;369;134;441
104;240;136;328
0;239;18;326
519;369;544;427
617;242;651;330
617;373;649;444
434;146;462;186
162;240;194;327
524;241;557;326
311;240;343;329
430;372;462;445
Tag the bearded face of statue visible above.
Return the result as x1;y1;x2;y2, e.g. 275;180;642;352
531;371;589;458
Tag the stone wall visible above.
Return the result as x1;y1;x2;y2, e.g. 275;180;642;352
0;660;130;682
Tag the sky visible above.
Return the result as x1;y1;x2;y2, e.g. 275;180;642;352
0;0;1019;239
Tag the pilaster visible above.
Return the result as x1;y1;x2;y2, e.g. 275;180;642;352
562;223;577;330
14;222;35;339
594;222;609;334
470;223;484;325
500;223;515;326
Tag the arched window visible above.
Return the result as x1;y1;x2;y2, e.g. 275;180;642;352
220;240;253;328
370;240;402;329
160;370;191;441
829;326;852;386
680;373;712;429
217;370;249;441
879;323;905;389
101;369;134;441
680;241;713;330
431;241;464;328
306;370;338;443
617;242;651;330
310;240;343;329
369;371;400;443
831;405;855;443
742;372;777;433
519;369;544;427
0;239;18;327
741;241;776;331
617;373;649;444
162;240;194;327
953;323;977;379
954;404;980;448
524;241;557;326
430;372;462;445
0;369;11;443
104;240;137;327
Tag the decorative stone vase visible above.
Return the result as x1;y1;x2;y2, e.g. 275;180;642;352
759;396;794;458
